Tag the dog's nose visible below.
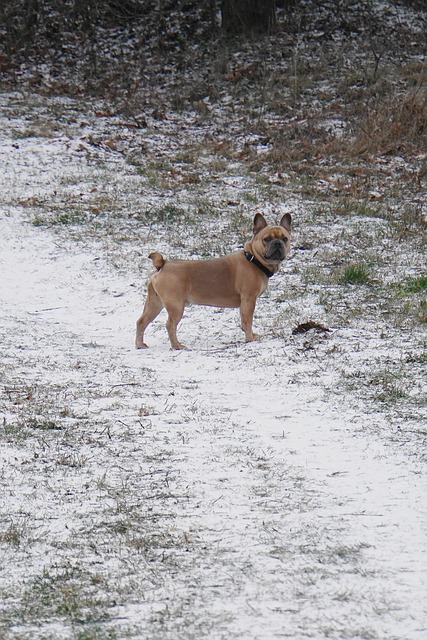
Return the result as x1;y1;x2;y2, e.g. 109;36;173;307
266;239;286;261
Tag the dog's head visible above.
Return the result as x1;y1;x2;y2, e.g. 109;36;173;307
247;213;292;270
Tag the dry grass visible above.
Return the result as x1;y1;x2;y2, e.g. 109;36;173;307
350;90;427;157
266;89;427;170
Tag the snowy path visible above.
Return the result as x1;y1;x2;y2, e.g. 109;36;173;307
1;212;426;639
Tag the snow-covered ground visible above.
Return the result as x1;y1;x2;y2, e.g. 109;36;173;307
0;90;426;640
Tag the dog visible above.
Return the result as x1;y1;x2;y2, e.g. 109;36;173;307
135;212;291;350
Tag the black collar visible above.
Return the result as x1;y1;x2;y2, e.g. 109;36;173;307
243;251;274;278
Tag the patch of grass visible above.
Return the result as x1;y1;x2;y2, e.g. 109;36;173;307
419;300;427;323
0;522;28;547
33;209;89;227
344;369;409;407
331;197;386;219
135;158;176;190
396;276;427;294
392;278;427;323
340;264;371;285
151;203;193;224
375;381;408;404
75;629;120;640
350;90;427;157
191;195;218;218
241;191;259;203
2;419;33;442
2;416;67;444
12;128;39;139
207;156;228;173
398;204;426;232
26;418;63;431
18;564;111;627
11;121;61;139
175;150;197;165
55;452;88;468
353;201;384;218
406;351;427;365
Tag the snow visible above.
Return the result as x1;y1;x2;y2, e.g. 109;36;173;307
0;90;426;640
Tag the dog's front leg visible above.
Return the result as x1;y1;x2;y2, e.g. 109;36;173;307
240;296;259;342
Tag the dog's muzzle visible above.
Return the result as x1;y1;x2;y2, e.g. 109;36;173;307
264;239;286;262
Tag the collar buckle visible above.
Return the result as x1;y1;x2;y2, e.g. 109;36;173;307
243;251;274;278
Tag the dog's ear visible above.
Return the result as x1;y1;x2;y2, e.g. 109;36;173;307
280;213;292;233
253;213;268;236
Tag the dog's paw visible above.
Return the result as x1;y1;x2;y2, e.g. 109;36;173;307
135;342;149;349
171;343;188;351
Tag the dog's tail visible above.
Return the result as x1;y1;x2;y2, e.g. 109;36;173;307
149;252;166;271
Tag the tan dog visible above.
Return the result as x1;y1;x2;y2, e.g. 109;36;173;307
135;213;291;349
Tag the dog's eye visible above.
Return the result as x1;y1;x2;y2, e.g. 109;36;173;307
264;236;272;243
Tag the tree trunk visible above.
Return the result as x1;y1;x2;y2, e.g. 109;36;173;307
221;0;277;35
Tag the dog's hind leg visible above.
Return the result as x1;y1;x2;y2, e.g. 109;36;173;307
135;282;164;349
165;302;186;350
